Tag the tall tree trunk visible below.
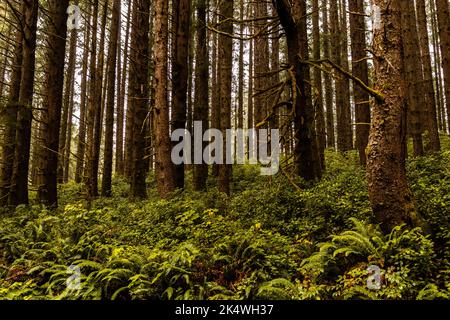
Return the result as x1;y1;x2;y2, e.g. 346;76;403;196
92;1;108;196
129;0;151;198
218;0;233;195
210;1;220;177
322;0;335;149
400;1;425;157
63;82;75;183
435;0;450;134
340;0;353;151
430;0;446;132
9;0;39;206
367;0;420;233
116;0;132;176
247;16;254;156
102;0;121;197
58;18;78;184
0;26;22;206
349;0;371;166
75;3;93;183
331;0;352;152
171;0;191;190
415;0;440;153
273;0;322;181
37;0;70;207
154;0;176;197
85;1;107;198
312;0;326;170
193;0;209;191
254;0;270;133
238;0;245;131
84;1;99;198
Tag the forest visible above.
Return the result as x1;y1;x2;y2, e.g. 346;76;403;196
0;0;449;302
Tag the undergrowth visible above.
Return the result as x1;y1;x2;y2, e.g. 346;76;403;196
0;141;449;300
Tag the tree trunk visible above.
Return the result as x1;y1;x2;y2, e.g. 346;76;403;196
171;0;191;190
435;0;450;123
312;0;326;170
238;0;245;131
210;1;220;177
83;1;99;198
63;82;75;183
273;0;322;181
349;0;370;166
37;0;70;207
218;0;233;195
9;0;39;206
92;1;108;197
430;0;446;132
116;0;132;177
102;0;121;197
0;27;22;206
129;0;151;198
154;0;176;197
75;3;93;183
367;0;419;233
193;0;209;191
400;1;425;157
340;0;353;151
322;0;335;149
415;0;440;153
58;11;78;184
331;0;352;152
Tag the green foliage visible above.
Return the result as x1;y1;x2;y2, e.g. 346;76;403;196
0;146;449;300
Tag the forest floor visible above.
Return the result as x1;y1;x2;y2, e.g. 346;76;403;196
1;136;450;300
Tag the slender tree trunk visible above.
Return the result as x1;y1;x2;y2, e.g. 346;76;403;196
400;1;425;157
129;0;151;198
116;0;132;176
435;0;450;133
37;0;70;207
367;0;419;233
63;83;75;183
238;0;245;131
102;0;121;197
322;0;335;149
312;0;326;170
349;0;371;166
84;1;99;198
415;0;440;152
171;0;191;190
331;0;352;152
430;0;446;132
58;12;78;184
91;1;108;197
274;0;322;181
218;0;233;195
247;16;254;155
254;0;270;132
0;27;22;206
75;3;92;183
193;0;209;191
9;0;39;206
210;1;220;177
154;0;176;197
340;0;353;151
